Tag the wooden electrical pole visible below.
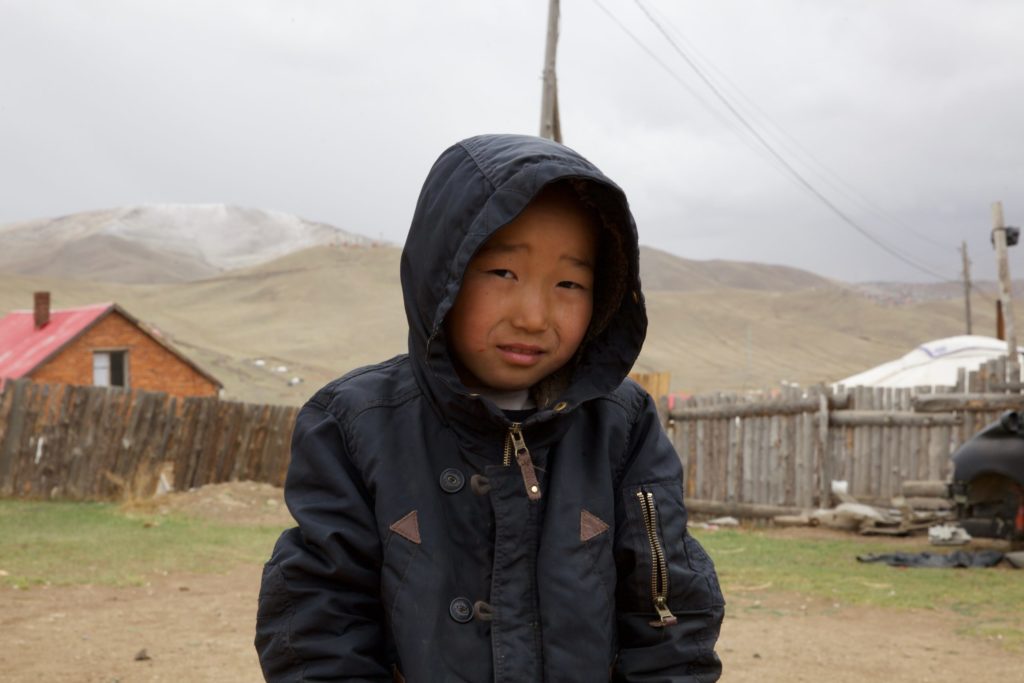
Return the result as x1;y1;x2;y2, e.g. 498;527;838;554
992;201;1019;374
539;0;562;143
961;241;972;335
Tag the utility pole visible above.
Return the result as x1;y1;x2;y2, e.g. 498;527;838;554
961;241;972;335
539;0;562;143
992;201;1019;376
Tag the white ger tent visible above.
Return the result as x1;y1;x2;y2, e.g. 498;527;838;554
837;335;1024;388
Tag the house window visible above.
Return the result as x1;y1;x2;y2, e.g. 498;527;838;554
93;350;128;388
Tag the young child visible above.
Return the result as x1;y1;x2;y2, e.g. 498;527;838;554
255;134;724;682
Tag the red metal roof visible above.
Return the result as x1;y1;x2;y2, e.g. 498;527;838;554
0;303;113;379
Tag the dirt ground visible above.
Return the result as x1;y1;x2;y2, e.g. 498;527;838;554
2;484;1020;682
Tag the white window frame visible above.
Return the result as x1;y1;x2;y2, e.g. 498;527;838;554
92;348;130;389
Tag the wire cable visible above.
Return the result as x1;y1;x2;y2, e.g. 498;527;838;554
640;3;956;254
623;0;960;282
589;0;797;178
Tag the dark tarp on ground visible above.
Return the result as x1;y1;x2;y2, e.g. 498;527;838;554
856;550;1006;568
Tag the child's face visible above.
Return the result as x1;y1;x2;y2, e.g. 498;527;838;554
446;192;596;392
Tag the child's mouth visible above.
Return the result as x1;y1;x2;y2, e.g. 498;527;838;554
497;344;544;365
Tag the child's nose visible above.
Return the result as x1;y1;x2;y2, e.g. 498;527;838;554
511;288;549;332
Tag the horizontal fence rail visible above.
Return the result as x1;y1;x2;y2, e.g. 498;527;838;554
0;379;297;501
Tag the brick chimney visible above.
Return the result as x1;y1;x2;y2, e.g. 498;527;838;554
34;291;50;329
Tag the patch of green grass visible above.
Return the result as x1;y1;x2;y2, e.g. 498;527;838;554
693;528;1024;616
0;500;284;588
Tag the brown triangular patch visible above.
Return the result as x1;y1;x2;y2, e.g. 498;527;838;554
389;510;421;544
580;509;609;542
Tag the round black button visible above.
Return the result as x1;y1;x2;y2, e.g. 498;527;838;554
449;597;473;623
439;468;465;493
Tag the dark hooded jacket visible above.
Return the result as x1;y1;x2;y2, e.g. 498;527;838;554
255;134;724;682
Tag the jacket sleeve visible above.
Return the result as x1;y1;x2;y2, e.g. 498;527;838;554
255;398;392;682
612;391;724;682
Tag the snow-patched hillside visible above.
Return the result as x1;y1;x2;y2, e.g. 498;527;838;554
0;204;376;282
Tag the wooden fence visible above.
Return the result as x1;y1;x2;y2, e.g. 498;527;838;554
668;357;1024;510
0;379;298;501
5;355;1024;507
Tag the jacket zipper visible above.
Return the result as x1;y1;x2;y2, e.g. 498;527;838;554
504;423;542;501
636;490;678;627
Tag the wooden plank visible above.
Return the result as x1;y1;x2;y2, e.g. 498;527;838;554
748;415;760;504
796;412;812;508
870;388;883;499
260;405;289;486
816;392;832;507
927;424;946;481
741;413;753;503
670;393;850;420
212;402;240;483
913;393;1024;412
706;410;719;503
720;411;730;503
262;406;295;486
902;480;950;497
829;411;961;427
271;406;296;486
897;389;912;496
175;398;198;490
783;412;796;506
768;415;781;505
880;388;893;499
73;387;96;498
855;387;870;498
758;414;770;505
685;401;697;500
686;499;805;518
727;413;740;503
695;400;707;499
230;403;260;482
194;399;221;487
0;380;29;496
43;385;69;498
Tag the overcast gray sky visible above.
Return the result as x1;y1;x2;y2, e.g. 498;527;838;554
2;0;1023;282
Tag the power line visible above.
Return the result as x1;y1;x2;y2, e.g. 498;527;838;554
589;0;789;174
639;3;957;255
590;0;814;183
602;0;960;282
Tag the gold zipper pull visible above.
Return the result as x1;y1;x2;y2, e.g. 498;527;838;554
507;424;541;501
650;597;678;627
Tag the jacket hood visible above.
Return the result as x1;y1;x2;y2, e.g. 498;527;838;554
400;134;647;430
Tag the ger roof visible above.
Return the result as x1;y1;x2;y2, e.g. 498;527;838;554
0;303;111;379
836;335;1024;388
0;303;222;388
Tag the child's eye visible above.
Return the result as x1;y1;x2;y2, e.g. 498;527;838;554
488;269;516;280
557;280;587;290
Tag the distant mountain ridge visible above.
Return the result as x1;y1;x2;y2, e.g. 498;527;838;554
0;204;843;291
0;204;374;284
639;246;834;291
4;205;1006;303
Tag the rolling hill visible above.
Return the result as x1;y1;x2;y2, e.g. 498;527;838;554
0;240;1003;405
0;204;373;283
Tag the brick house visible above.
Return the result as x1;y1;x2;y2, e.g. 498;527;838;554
0;292;221;397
